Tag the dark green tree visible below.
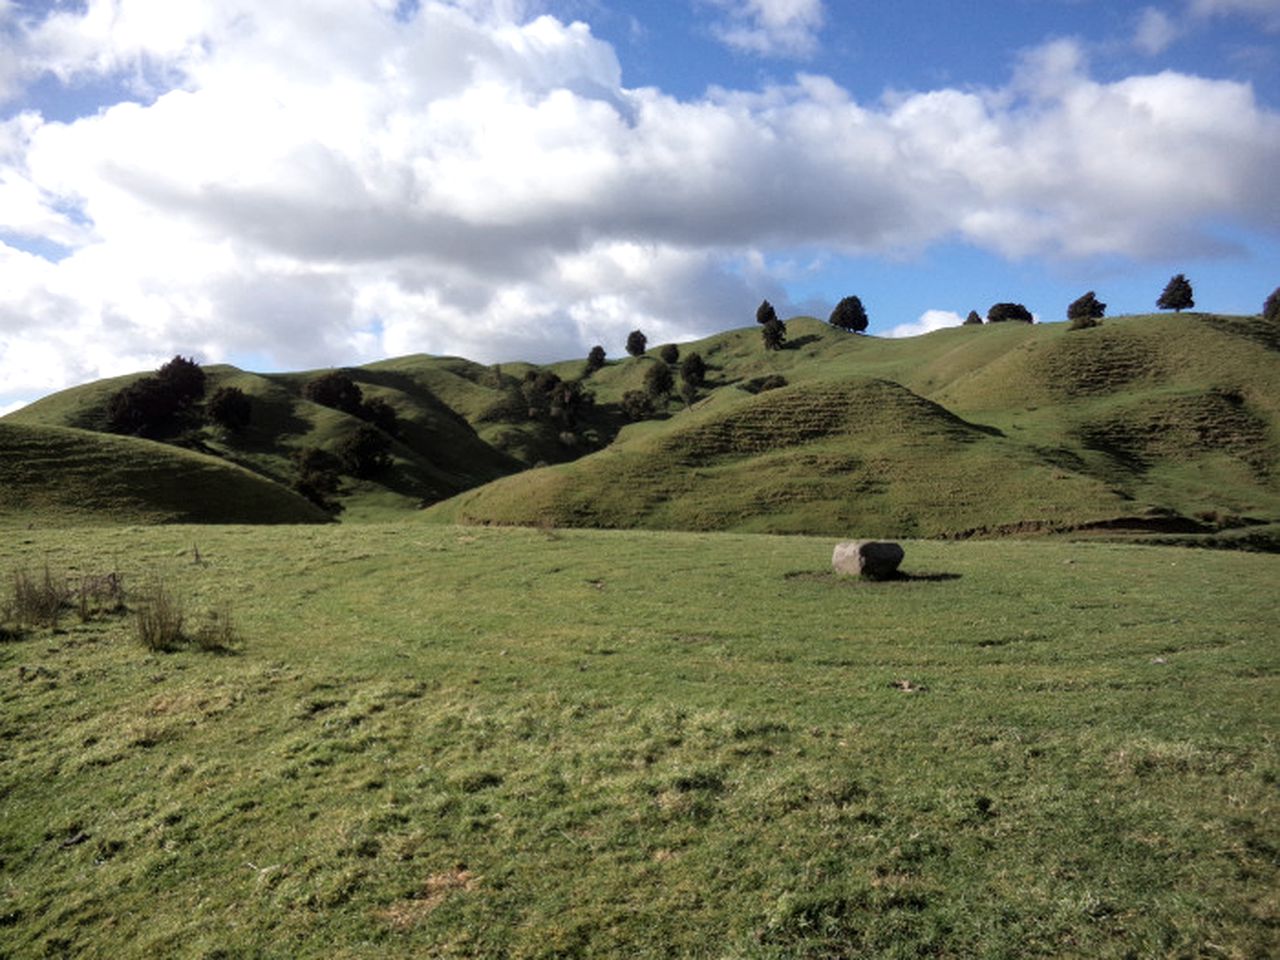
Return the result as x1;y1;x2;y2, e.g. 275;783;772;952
761;317;787;351
987;302;1033;323
644;360;674;399
207;385;251;432
585;344;606;374
105;355;205;438
1157;274;1194;312
829;295;869;333
156;355;206;405
336;425;392;478
621;390;654;420
625;330;647;357
1067;291;1106;330
963;310;983;325
658;343;679;365
756;300;778;326
1264;287;1280;324
304;371;364;415
290;447;343;515
361;397;398;436
679;351;706;388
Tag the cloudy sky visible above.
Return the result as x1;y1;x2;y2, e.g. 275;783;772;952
2;0;1278;414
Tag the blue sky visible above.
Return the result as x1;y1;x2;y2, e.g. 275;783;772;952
1;0;1278;413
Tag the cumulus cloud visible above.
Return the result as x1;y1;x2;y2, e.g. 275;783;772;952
883;310;964;340
1;4;1279;409
706;0;826;57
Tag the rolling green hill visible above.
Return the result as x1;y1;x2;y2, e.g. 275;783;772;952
4;312;1278;543
0;421;328;525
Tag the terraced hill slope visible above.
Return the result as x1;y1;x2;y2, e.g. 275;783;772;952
5;311;1278;541
0;421;328;525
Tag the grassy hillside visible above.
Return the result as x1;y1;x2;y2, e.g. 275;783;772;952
5;312;1278;540
424;314;1280;541
0;421;328;525
0;523;1276;957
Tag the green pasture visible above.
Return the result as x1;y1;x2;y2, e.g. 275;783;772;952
1;523;1276;957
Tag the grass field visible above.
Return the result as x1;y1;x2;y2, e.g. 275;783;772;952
2;522;1276;957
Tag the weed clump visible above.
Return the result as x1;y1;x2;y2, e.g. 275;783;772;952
11;566;70;629
135;579;186;652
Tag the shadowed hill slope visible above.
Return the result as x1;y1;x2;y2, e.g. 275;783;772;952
0;421;329;525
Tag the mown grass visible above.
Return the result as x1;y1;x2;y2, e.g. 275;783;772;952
1;522;1276;957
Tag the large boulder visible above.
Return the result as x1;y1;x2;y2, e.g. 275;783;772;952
832;540;904;580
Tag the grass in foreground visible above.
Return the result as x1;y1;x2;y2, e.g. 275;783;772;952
0;523;1277;958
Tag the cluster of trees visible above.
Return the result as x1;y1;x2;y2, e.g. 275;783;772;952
302;371;398;436
521;370;592;429
106;356;207;438
106;355;254;439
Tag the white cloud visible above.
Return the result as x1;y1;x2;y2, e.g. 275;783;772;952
883;310;963;339
706;0;826;57
1135;7;1181;55
0;7;1278;410
1190;0;1280;27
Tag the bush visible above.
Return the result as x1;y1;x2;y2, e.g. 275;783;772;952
680;352;706;388
1157;274;1194;312
1262;287;1279;323
744;374;787;393
645;361;674;399
987;302;1033;323
106;355;206;438
585;344;607;375
156;355;206;405
362;397;398;436
964;310;983;325
829;295;868;333
756;300;778;325
621;390;654;420
626;330;648;357
291;447;344;514
304;371;364;415
207;386;252;431
336;425;393;478
1067;291;1106;330
761;317;786;351
658;344;679;364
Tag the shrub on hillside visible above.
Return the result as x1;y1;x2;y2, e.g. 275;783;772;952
303;371;364;415
337;425;393;478
680;352;706;388
658;343;679;365
756;300;778;326
362;397;398;436
1157;274;1194;312
987;303;1033;323
1263;287;1279;323
585;344;607;375
621;390;654;420
207;386;252;432
743;374;787;393
291;447;343;514
964;310;983;325
645;360;674;399
761;317;787;351
106;355;206;438
1067;291;1106;330
156;355;206;405
626;330;648;357
829;295;869;333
